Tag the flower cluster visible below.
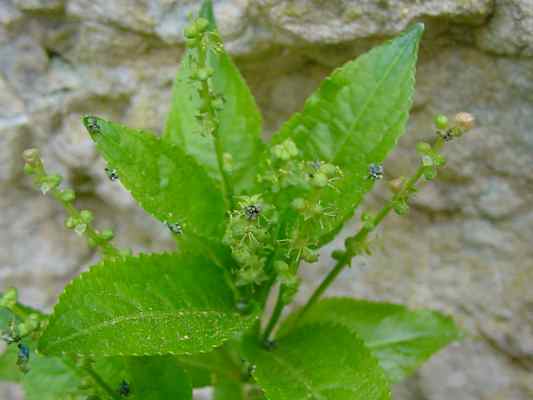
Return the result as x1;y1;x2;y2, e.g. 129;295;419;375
223;195;276;287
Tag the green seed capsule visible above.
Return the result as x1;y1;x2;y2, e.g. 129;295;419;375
65;216;77;229
61;189;76;203
434;114;449;130
311;173;328;188
80;210;94;224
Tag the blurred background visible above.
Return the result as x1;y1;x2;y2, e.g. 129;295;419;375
1;0;532;399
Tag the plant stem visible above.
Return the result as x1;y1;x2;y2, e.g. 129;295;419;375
261;287;285;343
298;137;445;321
84;365;121;400
197;37;233;210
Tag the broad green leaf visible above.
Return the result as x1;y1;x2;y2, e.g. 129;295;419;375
243;323;390;400
39;252;257;357
94;356;192;400
177;347;241;388
283;298;462;383
22;350;85;400
269;24;424;245
163;1;265;195
214;380;244;400
0;344;22;382
83;116;226;240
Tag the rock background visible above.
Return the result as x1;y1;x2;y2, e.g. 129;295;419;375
1;0;532;399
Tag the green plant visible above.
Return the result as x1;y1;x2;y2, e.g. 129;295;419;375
1;1;475;399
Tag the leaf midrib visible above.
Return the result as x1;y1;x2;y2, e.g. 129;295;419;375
331;39;413;164
44;309;231;349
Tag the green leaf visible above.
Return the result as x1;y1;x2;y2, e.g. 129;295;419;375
0;344;22;382
199;0;216;31
21;350;85;400
163;12;265;195
270;24;424;244
283;298;462;383
39;252;257;357
94;356;192;400
243;323;390;400
83;116;226;240
177;348;241;388
214;380;244;400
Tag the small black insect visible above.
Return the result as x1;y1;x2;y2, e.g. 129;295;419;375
438;128;454;142
244;204;261;220
16;343;30;373
263;339;277;351
104;167;119;181
118;380;130;397
368;163;384;180
84;116;101;135
166;222;183;235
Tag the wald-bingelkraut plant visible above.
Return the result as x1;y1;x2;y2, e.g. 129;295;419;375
1;1;476;399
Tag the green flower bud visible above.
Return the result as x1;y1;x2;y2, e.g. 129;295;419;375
360;212;372;222
26;314;40;331
80;210;94;224
393;200;409;215
23;164;35;175
421;155;434;167
311;173;328;188
423;166;437;181
60;189;76;203
291;197;306;211
434;114;449;130
416;142;432;155
197;67;214;81
65;216;77;229
74;223;87;236
195;17;209;33
17;323;30;337
184;25;198;39
87;237;98;248
302;247;319;263
0;287;18;309
331;249;345;260
320;163;337;177
100;229;114;241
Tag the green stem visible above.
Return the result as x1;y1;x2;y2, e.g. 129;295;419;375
84;365;121;400
261;287;285;343
32;159;120;259
197;37;233;210
297;137;445;321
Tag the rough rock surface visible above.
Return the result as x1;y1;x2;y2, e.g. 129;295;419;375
1;0;532;399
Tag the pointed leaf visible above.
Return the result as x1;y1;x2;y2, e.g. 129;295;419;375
270;24;424;244
243;323;390;400
284;298;462;383
0;344;22;382
163;15;264;194
39;253;256;357
84;117;226;240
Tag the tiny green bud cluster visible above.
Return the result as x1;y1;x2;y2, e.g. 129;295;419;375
223;195;274;287
23;148;118;258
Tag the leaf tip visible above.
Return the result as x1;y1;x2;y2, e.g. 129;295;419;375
82;115;104;137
